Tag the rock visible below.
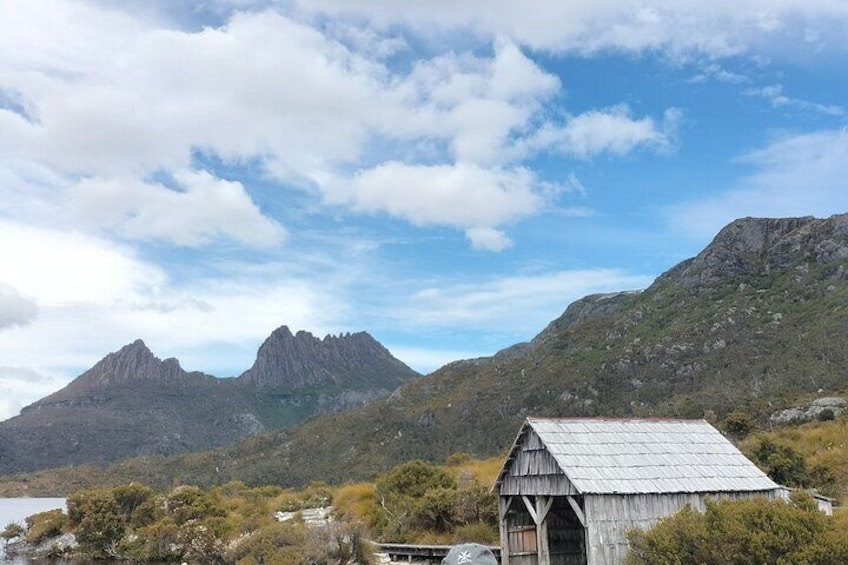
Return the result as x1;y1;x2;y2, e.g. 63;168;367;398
657;214;848;288
5;532;77;559
812;397;847;408
769;396;847;425
238;326;419;391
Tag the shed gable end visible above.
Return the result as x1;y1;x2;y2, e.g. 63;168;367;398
501;429;578;496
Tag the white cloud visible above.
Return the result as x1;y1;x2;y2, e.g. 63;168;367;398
0;283;37;329
397;269;653;331
1;5;675;251
466;227;513;252
517;106;681;159
0;366;68;422
689;62;748;84
0;221;166;306
294;0;848;58
328;162;546;228
668;129;848;239
70;170;285;247
0;220;347;374
744;84;844;116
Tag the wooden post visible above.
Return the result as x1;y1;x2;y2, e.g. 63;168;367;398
535;495;551;565
499;496;512;565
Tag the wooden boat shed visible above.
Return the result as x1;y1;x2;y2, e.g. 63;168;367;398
493;418;782;565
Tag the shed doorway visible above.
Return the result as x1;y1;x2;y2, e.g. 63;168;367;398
503;495;587;565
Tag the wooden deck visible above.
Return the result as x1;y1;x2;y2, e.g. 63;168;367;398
376;543;501;564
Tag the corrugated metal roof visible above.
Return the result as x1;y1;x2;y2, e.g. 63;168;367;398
498;418;778;495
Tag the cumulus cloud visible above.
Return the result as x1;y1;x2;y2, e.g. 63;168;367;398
516;106;681;160
70;170;285;247
0;4;679;251
325;162;545;230
668;129;848;239
0;283;37;329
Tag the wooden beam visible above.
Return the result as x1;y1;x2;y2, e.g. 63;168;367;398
498;497;511;565
521;495;538;524
565;496;586;528
536;496;551;565
499;496;513;522
536;495;554;524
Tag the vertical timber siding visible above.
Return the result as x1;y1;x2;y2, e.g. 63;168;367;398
501;430;578;496
584;491;781;565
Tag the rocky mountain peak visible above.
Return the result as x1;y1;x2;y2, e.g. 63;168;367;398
69;340;188;389
659;214;848;288
238;326;419;391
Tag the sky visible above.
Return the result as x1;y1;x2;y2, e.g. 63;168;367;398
1;1;848;421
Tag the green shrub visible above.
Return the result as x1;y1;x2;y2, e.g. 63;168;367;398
626;493;847;565
722;411;755;440
117;520;181;561
414;487;459;533
24;509;66;545
2;521;25;546
225;521;307;564
377;460;456;499
67;488;125;557
452;521;499;544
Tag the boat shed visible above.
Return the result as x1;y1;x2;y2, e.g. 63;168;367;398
493;418;782;565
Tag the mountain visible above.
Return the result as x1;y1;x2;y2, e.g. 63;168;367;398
116;213;848;489
0;328;418;475
2;213;848;494
238;326;419;392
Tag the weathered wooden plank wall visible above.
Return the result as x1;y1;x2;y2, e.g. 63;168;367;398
584;490;782;564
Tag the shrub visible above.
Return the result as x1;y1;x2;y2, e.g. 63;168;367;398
67;488;125;557
452;521;499;545
414;487;459;533
818;408;836;422
376;460;456;499
752;438;809;486
165;485;225;525
721;411;755;440
225;521;307;564
24;509;66;545
2;521;25;547
117;521;181;561
625;493;846;565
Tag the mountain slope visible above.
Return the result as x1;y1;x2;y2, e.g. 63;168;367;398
2;213;847;493
0;329;419;475
146;213;848;488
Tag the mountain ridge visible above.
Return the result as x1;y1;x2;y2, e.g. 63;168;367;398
2;213;848;493
0;326;419;475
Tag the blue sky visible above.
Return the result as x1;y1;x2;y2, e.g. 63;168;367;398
1;0;848;420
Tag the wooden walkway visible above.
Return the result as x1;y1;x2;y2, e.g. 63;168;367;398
376;543;501;564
